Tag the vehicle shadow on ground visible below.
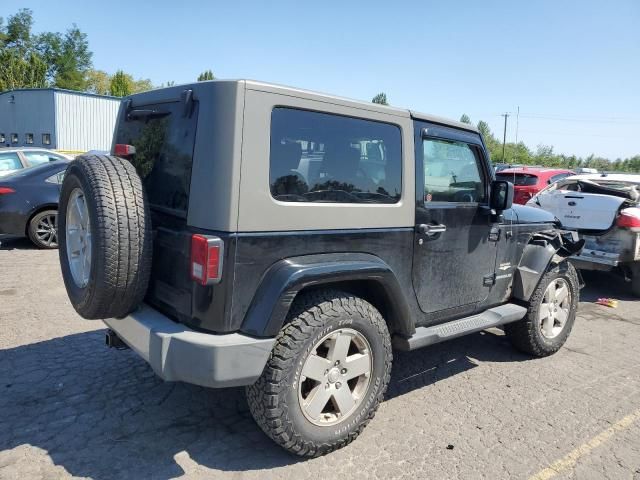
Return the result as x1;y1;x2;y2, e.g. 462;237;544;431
578;270;635;302
0;327;527;478
0;235;37;251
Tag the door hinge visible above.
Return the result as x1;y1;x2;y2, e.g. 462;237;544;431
489;227;501;242
483;274;496;287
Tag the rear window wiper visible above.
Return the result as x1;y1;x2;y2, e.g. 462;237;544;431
127;109;171;121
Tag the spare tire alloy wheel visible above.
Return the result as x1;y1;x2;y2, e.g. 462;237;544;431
65;188;91;288
28;210;58;248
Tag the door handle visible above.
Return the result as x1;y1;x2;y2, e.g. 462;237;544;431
568;201;577;206
417;223;447;236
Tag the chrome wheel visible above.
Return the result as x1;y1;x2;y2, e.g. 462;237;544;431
66;188;92;288
298;328;373;426
539;278;571;339
35;213;58;247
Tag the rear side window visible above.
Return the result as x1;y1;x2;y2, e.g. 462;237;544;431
269;108;402;204
114;101;199;215
496;173;538;186
0;152;22;171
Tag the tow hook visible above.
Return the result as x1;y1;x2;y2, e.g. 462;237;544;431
106;329;129;350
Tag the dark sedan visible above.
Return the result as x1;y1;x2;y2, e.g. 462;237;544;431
0;161;68;248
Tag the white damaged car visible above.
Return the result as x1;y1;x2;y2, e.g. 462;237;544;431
528;173;640;296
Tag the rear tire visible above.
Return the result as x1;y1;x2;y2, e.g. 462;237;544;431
27;209;58;249
58;155;152;319
505;262;579;357
246;289;392;457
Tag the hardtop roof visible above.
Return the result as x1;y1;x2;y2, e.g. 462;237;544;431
125;79;479;134
243;80;479;133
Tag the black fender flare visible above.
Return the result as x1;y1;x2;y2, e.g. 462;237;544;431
512;230;585;302
240;253;414;338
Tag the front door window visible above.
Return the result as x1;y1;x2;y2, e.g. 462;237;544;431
422;138;486;204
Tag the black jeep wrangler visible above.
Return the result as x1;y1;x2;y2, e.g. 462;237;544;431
58;80;583;457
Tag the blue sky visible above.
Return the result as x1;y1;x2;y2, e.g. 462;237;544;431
7;0;640;159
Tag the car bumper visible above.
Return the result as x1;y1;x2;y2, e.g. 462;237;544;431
104;304;275;388
570;249;620;271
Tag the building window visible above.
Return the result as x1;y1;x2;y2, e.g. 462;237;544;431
269;108;402;204
25;133;34;144
11;133;18;144
42;133;51;146
0;133;5;143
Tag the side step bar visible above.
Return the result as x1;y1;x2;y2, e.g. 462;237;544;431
392;303;527;351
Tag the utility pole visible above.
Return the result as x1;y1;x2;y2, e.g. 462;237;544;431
515;106;520;145
501;113;510;162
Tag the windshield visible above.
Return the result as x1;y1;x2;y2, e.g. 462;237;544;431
496;172;538;186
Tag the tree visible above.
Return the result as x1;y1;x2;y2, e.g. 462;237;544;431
0;49;46;90
0;9;93;91
132;78;153;93
85;69;110;95
109;70;132;97
197;70;214;81
4;8;33;55
371;92;388;105
460;114;471;124
51;25;92;90
477;121;493;141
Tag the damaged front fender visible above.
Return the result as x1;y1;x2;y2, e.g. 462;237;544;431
512;230;585;302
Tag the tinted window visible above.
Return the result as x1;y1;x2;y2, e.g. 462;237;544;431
114;101;199;214
496;173;538;186
269;108;402;204
422;138;486;203
0;152;22;172
25;133;34;144
42;133;51;145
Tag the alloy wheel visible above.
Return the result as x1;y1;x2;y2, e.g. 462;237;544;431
298;328;373;426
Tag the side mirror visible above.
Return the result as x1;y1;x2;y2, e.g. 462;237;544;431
490;180;514;212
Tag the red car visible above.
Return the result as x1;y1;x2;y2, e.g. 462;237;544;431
495;167;575;205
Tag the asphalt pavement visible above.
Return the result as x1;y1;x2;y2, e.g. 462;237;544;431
0;235;639;479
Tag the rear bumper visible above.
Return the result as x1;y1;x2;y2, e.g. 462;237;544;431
104;305;275;388
570;249;619;271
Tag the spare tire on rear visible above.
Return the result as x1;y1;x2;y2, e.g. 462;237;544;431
58;155;152;319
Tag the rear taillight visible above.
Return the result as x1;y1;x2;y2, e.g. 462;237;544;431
0;187;15;195
114;144;136;157
190;234;224;285
617;208;640;228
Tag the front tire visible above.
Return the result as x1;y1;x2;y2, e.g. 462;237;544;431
246;289;392;457
505;262;579;357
